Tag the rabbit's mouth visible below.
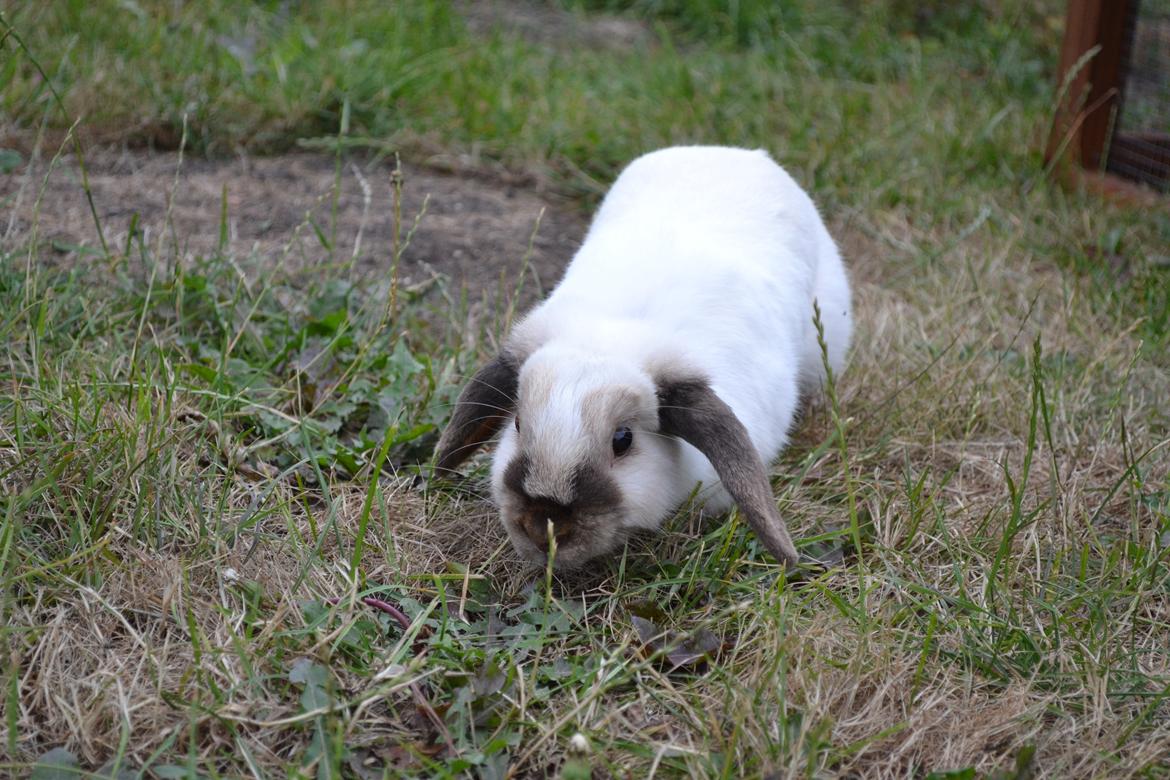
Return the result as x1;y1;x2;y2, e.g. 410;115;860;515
503;505;625;570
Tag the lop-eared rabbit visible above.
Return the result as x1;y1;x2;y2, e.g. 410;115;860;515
435;146;852;570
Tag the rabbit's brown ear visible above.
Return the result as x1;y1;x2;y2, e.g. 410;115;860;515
656;376;799;567
434;353;519;474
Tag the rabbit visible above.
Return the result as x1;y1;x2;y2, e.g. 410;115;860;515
433;146;852;570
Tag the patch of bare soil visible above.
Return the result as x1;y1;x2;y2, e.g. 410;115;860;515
2;148;587;310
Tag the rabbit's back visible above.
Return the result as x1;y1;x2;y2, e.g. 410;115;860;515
548;145;848;380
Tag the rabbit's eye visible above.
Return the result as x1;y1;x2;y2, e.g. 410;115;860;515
514;416;520;432
612;426;633;457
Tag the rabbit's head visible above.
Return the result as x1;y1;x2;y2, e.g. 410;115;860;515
434;344;800;570
488;344;682;568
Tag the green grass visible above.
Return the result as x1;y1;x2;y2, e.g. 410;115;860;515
2;2;1057;188
3;0;1170;777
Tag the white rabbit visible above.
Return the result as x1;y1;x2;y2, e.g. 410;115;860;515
434;146;852;570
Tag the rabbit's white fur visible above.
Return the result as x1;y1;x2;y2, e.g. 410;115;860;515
502;146;848;563
438;146;851;569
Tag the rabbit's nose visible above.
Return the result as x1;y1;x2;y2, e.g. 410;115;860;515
520;498;574;549
522;516;575;549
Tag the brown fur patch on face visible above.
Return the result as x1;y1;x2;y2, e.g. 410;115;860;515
503;453;530;498
570;462;621;511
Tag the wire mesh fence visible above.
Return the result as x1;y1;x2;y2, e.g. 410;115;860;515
1106;0;1170;191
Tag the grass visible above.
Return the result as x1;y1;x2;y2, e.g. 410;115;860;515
3;0;1170;777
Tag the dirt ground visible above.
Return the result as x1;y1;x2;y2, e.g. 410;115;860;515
2;148;588;312
0;0;659;309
